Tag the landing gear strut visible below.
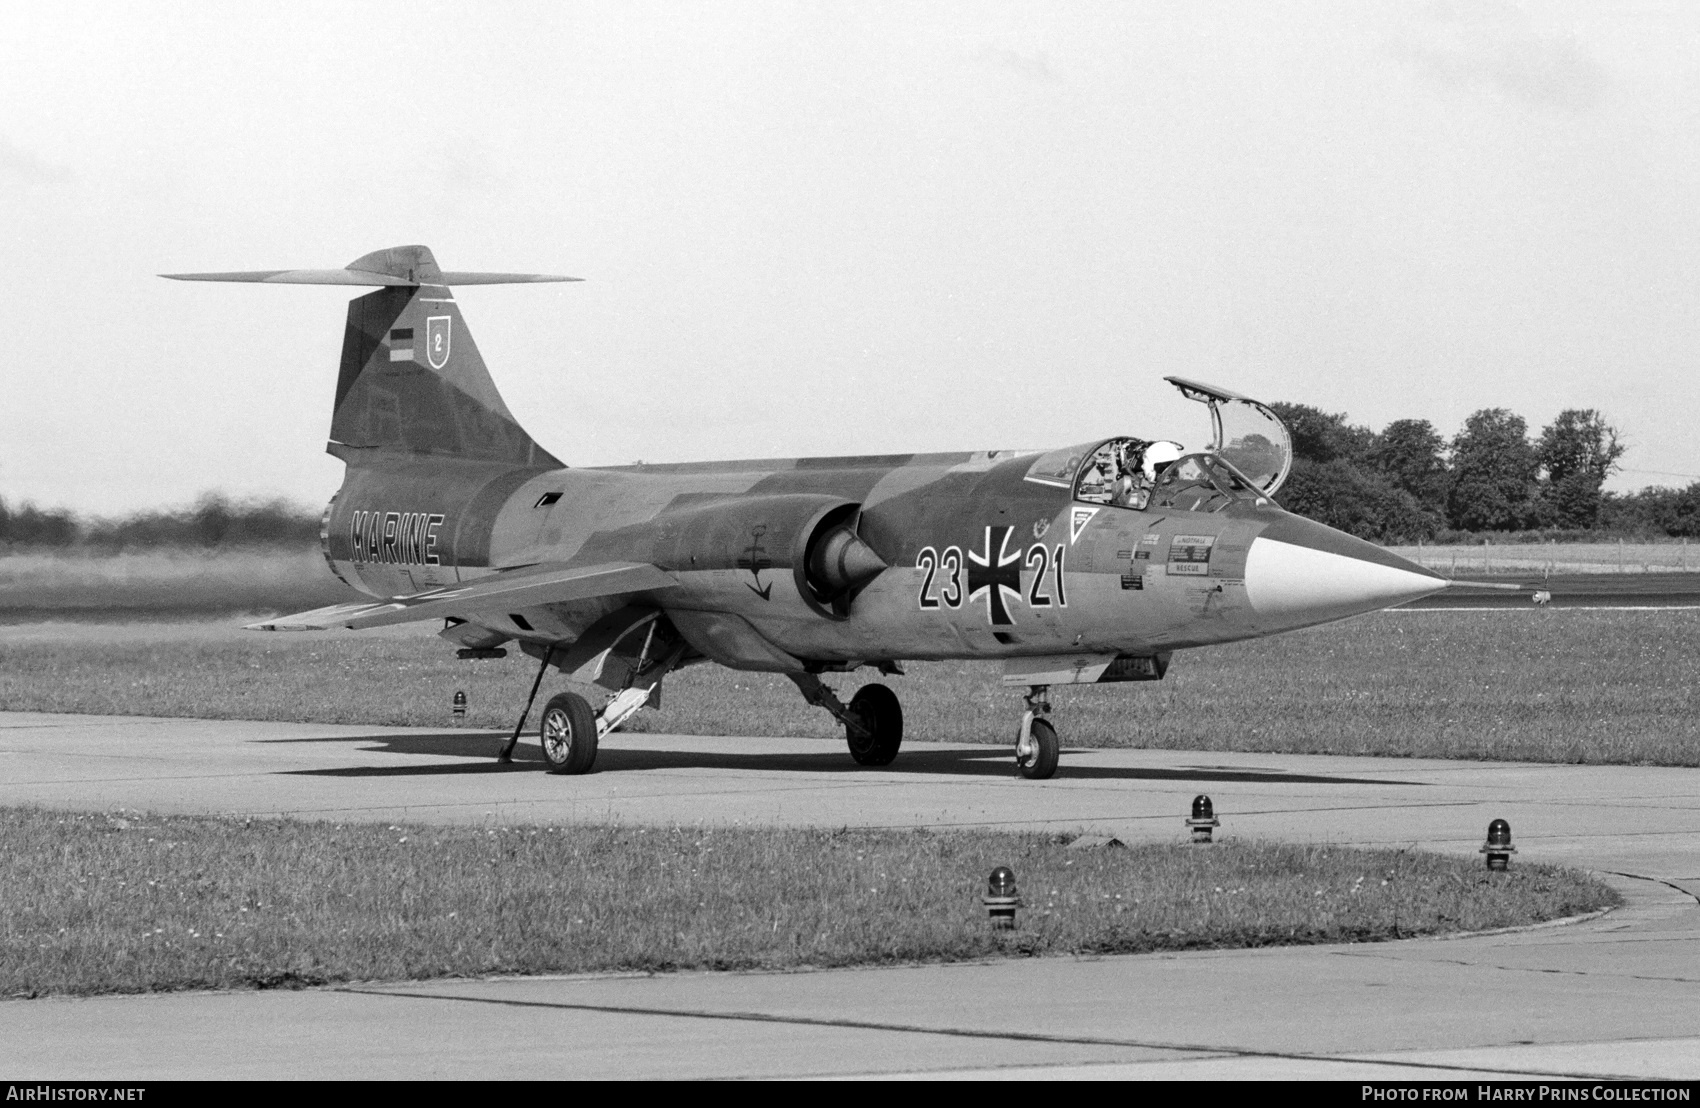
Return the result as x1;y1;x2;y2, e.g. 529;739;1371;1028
1015;685;1059;779
595;639;687;739
791;673;903;766
498;621;687;775
498;644;559;764
544;635;685;775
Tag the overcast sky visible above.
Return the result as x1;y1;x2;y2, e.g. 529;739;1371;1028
4;1;1696;514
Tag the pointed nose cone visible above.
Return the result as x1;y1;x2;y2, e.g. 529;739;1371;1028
1245;514;1446;628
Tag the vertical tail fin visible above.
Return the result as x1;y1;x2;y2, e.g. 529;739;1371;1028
332;274;562;467
164;244;575;468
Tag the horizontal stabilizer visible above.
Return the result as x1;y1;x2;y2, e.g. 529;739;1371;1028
436;272;580;285
246;561;677;632
162;269;579;287
163;244;578;287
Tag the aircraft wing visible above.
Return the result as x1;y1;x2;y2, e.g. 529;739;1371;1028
246;562;678;632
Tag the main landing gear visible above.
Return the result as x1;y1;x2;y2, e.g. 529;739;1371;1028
1015;685;1059;780
538;690;598;774
789;673;903;766
497;628;686;775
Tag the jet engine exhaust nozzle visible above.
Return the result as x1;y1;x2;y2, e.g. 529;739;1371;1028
807;526;888;596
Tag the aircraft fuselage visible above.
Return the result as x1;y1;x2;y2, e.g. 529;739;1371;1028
324;447;1439;672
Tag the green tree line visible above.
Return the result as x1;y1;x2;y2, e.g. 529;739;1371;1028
1267;403;1699;542
2;406;1695;550
0;493;320;550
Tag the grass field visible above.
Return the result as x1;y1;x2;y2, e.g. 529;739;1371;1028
0;808;1615;998
2;607;1696;765
0;547;355;615
1390;541;1698;576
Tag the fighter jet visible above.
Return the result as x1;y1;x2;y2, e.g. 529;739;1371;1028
165;245;1447;779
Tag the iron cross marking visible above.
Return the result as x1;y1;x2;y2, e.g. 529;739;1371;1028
967;525;1022;626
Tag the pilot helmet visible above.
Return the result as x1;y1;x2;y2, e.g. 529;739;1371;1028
1142;441;1184;481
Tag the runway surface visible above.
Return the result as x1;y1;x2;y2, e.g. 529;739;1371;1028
4;710;1700;1080
1403;572;1700;608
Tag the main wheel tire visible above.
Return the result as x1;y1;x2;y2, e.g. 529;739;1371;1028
539;691;599;775
846;683;903;766
1017;718;1059;780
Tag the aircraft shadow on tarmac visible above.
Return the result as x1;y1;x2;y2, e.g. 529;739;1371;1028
269;732;1415;786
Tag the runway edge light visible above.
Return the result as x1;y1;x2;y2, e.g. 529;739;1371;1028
982;866;1021;930
1480;818;1516;869
1187;795;1220;843
453;690;467;718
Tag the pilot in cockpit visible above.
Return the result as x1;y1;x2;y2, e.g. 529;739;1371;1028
1077;453;1116;504
1078;438;1184;510
1142;441;1185;482
1112;439;1186;510
1111;442;1145;509
1077;439;1148;509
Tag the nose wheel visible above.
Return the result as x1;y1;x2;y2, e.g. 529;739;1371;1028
1015;685;1059;779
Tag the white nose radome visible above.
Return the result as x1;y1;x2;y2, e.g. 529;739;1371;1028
1245;535;1446;625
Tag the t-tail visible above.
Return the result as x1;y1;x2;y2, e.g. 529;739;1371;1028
163;244;571;468
164;245;577;595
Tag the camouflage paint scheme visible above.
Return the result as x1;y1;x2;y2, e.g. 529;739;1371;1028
167;245;1446;770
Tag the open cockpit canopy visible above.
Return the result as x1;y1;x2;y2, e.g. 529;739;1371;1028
1164;376;1292;496
1021;378;1292;513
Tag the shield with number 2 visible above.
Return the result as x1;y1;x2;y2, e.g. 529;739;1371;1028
425;316;452;370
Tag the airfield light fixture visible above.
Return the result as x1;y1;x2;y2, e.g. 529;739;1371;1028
1480;819;1516;870
453;690;467;718
1187;795;1220;843
983;866;1021;929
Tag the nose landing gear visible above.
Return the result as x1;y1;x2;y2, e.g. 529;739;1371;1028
1015;685;1059;779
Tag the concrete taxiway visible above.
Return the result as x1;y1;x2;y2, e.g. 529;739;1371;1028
3;710;1699;1080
